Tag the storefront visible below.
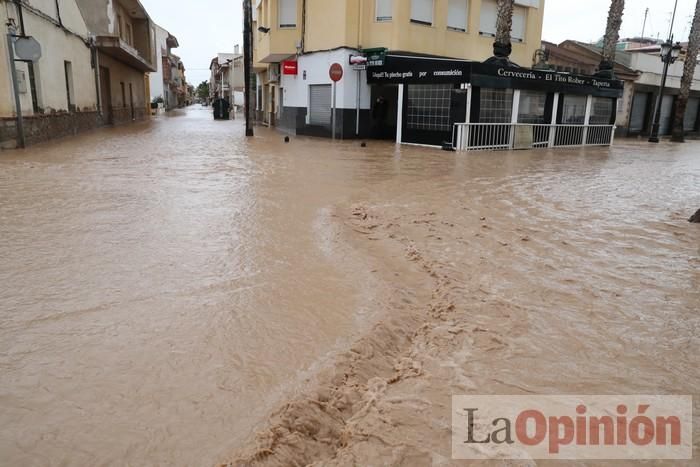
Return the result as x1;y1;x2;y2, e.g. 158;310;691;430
367;54;624;149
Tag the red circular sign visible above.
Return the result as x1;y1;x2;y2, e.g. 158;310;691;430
329;63;344;82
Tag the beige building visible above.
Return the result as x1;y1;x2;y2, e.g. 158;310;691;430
0;0;101;148
75;0;156;125
252;0;545;136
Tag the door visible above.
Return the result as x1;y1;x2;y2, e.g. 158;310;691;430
99;66;113;124
129;83;134;120
684;97;699;131
270;86;276;126
309;84;332;127
659;95;674;135
629;92;649;133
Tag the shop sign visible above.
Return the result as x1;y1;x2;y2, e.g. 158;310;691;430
282;60;298;75
362;47;387;67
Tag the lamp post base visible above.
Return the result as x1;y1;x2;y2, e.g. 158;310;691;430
648;136;660;143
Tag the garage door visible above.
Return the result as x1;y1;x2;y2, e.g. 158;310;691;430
309;84;332;127
684;97;699;131
629;92;649;132
659;95;674;135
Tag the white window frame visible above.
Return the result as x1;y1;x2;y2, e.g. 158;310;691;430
410;0;434;26
447;0;469;32
375;0;392;22
278;0;297;29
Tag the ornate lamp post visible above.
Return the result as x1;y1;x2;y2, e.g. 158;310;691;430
648;40;683;143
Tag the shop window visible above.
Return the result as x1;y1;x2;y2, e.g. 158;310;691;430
518;90;546;124
479;88;513;123
376;0;392;22
561;95;586;124
279;0;297;28
447;0;468;32
406;84;453;131
512;6;527;42
589;97;613;125
410;0;434;26
479;0;497;36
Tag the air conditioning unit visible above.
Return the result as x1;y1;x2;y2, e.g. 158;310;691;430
268;64;280;82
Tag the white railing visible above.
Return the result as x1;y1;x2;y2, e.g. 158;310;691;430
452;123;616;151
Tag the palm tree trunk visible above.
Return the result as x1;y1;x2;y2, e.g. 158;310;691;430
494;0;514;58
671;0;700;142
597;0;625;78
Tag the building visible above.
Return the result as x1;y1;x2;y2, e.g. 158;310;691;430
543;40;700;138
252;0;551;142
209;49;244;108
76;0;156;125
1;0;101;148
150;25;181;111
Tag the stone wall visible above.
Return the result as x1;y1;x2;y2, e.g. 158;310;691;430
0;111;103;149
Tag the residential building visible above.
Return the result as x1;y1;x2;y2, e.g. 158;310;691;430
543;40;700;138
209;49;244;108
150;25;181;110
75;0;156;125
252;0;552;143
1;0;101;148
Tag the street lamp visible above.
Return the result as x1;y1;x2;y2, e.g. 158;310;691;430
648;40;682;143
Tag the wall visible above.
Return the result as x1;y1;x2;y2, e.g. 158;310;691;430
149;25;169;102
99;51;148;124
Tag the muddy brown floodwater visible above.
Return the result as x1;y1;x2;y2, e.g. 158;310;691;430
0;106;698;466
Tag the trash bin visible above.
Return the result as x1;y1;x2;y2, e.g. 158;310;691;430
213;98;231;120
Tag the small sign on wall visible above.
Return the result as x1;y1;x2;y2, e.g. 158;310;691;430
282;60;298;75
16;70;27;94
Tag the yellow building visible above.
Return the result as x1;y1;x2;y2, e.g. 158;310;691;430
251;0;622;148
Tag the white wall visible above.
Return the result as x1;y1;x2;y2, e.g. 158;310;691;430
280;48;371;113
630;53;700;91
149;25;169;103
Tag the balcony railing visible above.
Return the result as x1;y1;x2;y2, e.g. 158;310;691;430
452;123;616;151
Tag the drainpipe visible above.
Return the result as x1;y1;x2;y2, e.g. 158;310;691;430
54;0;63;27
8;0;26;148
300;0;306;54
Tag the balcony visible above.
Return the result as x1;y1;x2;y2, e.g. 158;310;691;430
94;36;156;72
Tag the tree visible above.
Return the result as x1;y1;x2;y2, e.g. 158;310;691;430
486;0;515;66
671;0;700;142
597;0;625;78
196;81;209;101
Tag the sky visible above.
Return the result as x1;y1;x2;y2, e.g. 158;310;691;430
139;0;697;86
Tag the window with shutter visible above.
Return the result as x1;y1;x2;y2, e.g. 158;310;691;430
376;0;392;22
279;0;297;28
512;6;527;42
410;0;433;26
479;0;497;36
447;0;468;32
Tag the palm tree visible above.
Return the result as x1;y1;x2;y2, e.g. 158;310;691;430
671;0;700;142
597;0;625;78
486;0;515;65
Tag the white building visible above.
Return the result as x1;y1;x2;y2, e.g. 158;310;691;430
149;24;180;111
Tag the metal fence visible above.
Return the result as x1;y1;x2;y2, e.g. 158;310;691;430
452;123;616;151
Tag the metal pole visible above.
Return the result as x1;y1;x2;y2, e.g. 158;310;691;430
243;0;254;136
7;33;25;148
355;69;360;136
648;51;672;143
332;81;337;140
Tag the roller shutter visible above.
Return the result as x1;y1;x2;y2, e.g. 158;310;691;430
309;84;332;127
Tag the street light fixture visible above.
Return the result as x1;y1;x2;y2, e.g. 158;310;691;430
648;39;683;143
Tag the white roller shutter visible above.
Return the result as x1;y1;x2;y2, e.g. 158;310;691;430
279;0;297;28
376;0;392;21
447;0;468;31
512;6;527;42
479;0;498;36
309;84;332;127
411;0;433;25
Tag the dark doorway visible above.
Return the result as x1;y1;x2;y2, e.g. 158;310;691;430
99;66;113;124
270;86;276;126
370;84;398;140
129;83;134;120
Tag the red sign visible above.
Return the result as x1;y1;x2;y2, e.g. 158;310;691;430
282;60;298;75
329;63;343;82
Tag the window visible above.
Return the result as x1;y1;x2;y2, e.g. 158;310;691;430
589;97;613;125
126;23;133;46
561;95;586;124
117;14;124;40
447;0;468;32
279;0;296;28
410;0;433;26
512;6;527;42
64;61;74;111
376;0;392;22
518;90;546;123
479;88;513;123
479;0;497;36
684;97;699;131
406;84;453;131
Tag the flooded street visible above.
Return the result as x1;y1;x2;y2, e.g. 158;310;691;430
1;106;699;466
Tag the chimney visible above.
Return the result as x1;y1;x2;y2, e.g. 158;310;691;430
234;44;240;55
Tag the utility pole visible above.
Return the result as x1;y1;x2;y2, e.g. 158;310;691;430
243;0;254;136
641;8;649;38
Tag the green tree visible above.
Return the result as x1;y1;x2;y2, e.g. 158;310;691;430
671;0;700;142
196;81;209;100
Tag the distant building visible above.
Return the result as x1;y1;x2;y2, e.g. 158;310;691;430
0;0;101;148
150;25;181;111
209;49;244;108
76;0;156;125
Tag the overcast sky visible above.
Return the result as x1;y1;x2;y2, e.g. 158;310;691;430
139;0;697;86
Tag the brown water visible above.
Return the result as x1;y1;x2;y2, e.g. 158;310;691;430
1;106;698;466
